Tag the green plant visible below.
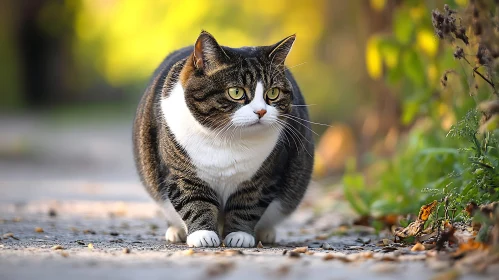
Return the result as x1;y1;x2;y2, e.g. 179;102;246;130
344;0;499;220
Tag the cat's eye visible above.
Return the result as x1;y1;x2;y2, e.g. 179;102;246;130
227;87;246;100
265;88;281;101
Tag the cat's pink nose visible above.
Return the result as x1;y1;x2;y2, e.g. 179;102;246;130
255;109;267;118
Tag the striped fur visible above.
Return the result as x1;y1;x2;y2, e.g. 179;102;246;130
133;31;313;247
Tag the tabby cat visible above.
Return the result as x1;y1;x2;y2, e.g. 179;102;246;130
133;31;313;247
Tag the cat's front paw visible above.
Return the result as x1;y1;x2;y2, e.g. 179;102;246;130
165;226;187;243
256;227;276;244
186;230;220;247
224;231;255;247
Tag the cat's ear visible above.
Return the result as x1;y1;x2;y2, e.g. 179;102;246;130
268;34;296;65
193;31;229;73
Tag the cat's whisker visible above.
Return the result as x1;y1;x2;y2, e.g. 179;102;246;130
275;118;314;158
271;61;307;80
282;114;332;127
276;119;314;145
290;104;317;107
275;119;308;156
280;115;319;136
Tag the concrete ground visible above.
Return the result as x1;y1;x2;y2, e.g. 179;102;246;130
0;115;497;280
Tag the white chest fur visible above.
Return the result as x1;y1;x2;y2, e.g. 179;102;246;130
161;82;280;204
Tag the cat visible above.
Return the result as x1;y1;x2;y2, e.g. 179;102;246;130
133;31;314;247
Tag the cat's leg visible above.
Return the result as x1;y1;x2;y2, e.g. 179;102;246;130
254;200;287;244
164;177;221;247
161;199;187;243
222;186;270;248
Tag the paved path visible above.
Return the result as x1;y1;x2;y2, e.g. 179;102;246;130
0;116;497;279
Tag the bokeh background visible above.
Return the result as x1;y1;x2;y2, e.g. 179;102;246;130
0;0;473;214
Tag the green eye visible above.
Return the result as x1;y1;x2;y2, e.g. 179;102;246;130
266;88;281;100
227;87;245;100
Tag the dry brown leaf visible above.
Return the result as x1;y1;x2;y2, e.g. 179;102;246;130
411;242;425;251
221;249;244;256
452;239;488;259
394;200;437;239
419;200;438;221
35;227;44;233
323;253;335;261
292;247;308;253
256;241;263;248
52;245;64;250
182;249;195;256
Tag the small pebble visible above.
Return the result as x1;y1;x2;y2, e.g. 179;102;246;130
88;243;94;249
321;242;332;250
52;245;64;250
123;248;131;254
48;209;57;217
288;251;301;258
256;241;263;248
35;227;44;233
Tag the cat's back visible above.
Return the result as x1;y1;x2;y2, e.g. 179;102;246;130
132;47;192;200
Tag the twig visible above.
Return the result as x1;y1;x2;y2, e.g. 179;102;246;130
462;57;498;96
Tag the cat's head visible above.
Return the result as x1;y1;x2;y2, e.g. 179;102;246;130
179;31;296;136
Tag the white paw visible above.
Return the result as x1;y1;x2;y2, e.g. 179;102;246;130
256;227;276;244
165;226;186;243
224;232;255;247
186;230;220;247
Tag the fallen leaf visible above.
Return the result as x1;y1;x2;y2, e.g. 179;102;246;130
222;249;244;256
35;227;44;233
419;200;438;221
52;245;64;250
323;253;335;260
411;242;425;251
123;248;131;254
394;200;437;239
292;247;308;253
436;222;456;250
256;241;263;248
452;239;488;258
182;249;195;256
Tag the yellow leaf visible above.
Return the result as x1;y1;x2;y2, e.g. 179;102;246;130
417;30;439;57
366;37;382;80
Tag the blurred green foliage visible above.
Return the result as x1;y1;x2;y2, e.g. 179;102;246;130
344;0;499;219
